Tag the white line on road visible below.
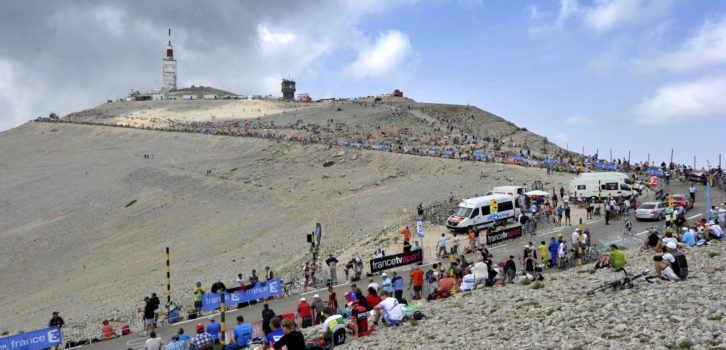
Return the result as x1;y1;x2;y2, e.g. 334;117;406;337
687;213;703;220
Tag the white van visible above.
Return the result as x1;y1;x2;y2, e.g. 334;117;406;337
488;186;525;215
446;194;516;233
569;175;633;200
578;172;634;185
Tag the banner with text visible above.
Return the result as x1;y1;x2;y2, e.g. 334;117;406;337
486;225;523;245
369;250;423;273
0;327;62;350
202;279;282;311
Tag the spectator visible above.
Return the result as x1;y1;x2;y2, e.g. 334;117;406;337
595;244;625;269
403;239;412;252
265;266;274;281
654;241;689;281
460;268;475;291
564;205;571;226
471;257;488;288
346;300;370;337
164;335;185;350
437;274;456;293
261;303;275;335
640;229;660;252
505;256;516;283
297;297;313;328
327;285;338;311
391;272;404;301
48;312;64;350
682;227;696;247
437;233;448;258
177;328;190;343
193;282;205;315
101;320;117;340
321;308;346;346
365;287;382;309
206;318;221;344
412;241;421;251
401;226;412;242
211;280;226;294
373;290;403;326
145;331;162;350
381;273;393;295
142;297;156;335
367;278;379;292
248;270;259;285
224;316;252;350
409;262;425;300
261;317;284;350
538;241;549;266
325;254;339;284
311;294;327;324
149;293;161;325
273;318;305;350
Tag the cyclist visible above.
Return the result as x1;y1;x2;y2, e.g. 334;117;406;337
623;219;633;238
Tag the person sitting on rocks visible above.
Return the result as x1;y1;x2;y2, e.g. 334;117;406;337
372;290;403;326
595;244;625;270
460;267;475;291
640;229;661;252
654;241;688;281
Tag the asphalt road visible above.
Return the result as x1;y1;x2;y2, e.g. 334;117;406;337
76;180;725;349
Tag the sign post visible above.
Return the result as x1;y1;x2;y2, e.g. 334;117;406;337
415;217;424;251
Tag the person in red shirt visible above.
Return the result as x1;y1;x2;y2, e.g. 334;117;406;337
401;227;412;242
365;287;381;309
438;275;456;293
409;262;425;300
346;300;371;337
297;298;313;328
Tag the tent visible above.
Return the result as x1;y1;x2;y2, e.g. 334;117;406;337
525;190;550;197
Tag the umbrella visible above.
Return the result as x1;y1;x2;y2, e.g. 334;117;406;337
525;190;550;197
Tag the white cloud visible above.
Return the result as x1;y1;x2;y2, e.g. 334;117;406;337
586;47;621;73
528;0;580;35
528;0;673;35
635;74;726;124
582;0;674;33
632;16;726;73
257;25;296;46
344;30;416;80
554;133;568;143
564;115;595;125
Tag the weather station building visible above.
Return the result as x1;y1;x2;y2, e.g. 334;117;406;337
162;28;177;92
281;79;296;100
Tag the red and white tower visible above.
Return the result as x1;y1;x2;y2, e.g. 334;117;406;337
162;28;177;91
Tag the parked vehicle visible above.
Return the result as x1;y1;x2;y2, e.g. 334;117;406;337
446;194;516;233
569;174;634;200
635;202;668;221
664;194;692;210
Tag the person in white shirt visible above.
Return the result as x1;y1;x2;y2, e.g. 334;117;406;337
367;278;379;293
471;257;488;287
460;268;475;291
145;331;162;350
709;222;724;239
372;290;403;326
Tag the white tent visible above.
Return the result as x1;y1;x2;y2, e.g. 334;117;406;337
525;190;550;197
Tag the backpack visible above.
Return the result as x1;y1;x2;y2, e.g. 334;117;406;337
121;324;130;336
425;269;435;284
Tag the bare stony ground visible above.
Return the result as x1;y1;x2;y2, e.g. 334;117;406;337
340;242;726;350
0;122;567;337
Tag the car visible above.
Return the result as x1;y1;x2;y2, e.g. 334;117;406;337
662;194;692;210
635;202;668;221
689;172;708;185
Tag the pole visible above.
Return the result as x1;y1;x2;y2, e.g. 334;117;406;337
694;156;696;170
670;149;673;167
648;153;650;165
707;176;712;221
166;247;171;307
628;151;630;164
220;292;226;345
609;149;612;163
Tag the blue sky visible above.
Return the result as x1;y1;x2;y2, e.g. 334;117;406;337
0;0;724;166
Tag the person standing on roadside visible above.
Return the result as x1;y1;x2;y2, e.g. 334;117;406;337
193;281;205;315
401;226;412;243
325;254;339;285
409;262;425;300
327;285;338;311
689;183;697;203
391;271;404;302
49;312;64;350
437;233;448;258
142;297;156;335
564;205;571;226
261;303;276;335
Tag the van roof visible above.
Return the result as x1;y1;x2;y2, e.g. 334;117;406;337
577;172;628;178
459;194;511;207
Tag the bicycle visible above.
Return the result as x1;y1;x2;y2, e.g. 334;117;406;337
583;244;599;263
587;268;652;295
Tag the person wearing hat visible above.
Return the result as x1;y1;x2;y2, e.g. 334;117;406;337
189;323;213;350
193;281;205;315
311;294;326;325
297;297;313;328
346;299;370;337
381;273;393;295
654;241;689;281
224;315;252;350
682;226;696;247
